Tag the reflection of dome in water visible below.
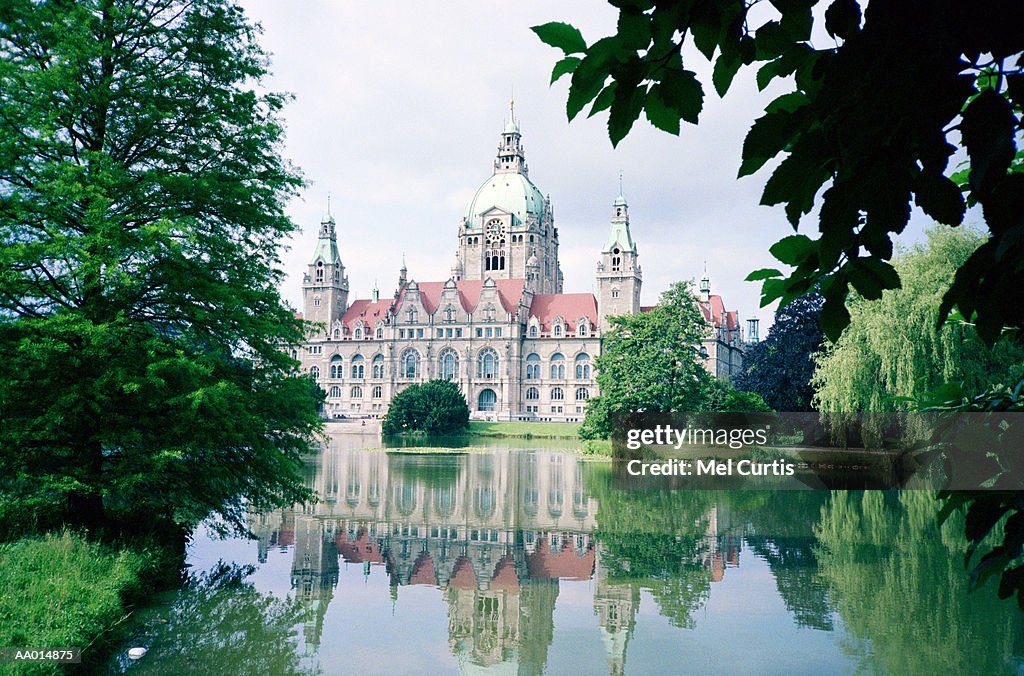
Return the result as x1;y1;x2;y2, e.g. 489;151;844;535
454;642;519;676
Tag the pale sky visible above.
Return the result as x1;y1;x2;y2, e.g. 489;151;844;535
239;1;941;333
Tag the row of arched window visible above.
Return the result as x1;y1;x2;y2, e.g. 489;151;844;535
525;353;590;380
525;387;589;401
326;385;384;399
329;314;594;340
314;350;590;381
527;318;591;338
327;354;384;379
333;324;386;341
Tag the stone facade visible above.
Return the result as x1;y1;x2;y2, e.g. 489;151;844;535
294;105;746;420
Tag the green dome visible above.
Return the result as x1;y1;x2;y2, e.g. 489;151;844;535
465;172;545;225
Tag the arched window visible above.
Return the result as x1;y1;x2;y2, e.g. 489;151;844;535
333;328;341;339
372;354;385;379
439;348;459;381
435;486;456;517
354;322;364;340
329;355;343;379
550;353;565;379
475;485;496;518
443;305;456;323
351;386;363;399
372;385;383;399
315;260;324;282
575;353;591;380
528;323;538;338
525;353;541;380
350;354;365;379
310;365;320;380
329;385;342;398
611;287;620;299
478;388;497;411
577;319;589;337
400;349;419;379
553;322;563;337
375;323;384;340
575;387;590;401
526;386;539;400
478;348;499;379
612;248;621;271
551;387;564;401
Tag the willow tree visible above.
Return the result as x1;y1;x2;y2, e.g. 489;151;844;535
811;227;1024;413
815;491;1024;674
0;0;319;537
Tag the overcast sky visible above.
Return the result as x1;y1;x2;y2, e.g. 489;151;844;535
239;0;941;333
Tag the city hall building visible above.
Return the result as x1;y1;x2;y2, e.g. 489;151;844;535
295;106;747;421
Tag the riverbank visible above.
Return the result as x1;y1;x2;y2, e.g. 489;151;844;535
0;532;173;674
466;421;580;439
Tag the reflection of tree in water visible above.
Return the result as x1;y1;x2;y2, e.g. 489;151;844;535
519;578;559;675
122;562;313;675
815;491;1024;674
742;492;833;631
588;474;718;630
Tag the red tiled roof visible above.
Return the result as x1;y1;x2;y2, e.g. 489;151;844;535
335;528;384;564
340;298;393;331
526;535;595;580
490;554;520;591
528;293;598;332
449;555;477;589
400;278;527;315
409;551;437;586
698;294;739;331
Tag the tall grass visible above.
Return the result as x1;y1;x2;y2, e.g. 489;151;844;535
0;531;150;674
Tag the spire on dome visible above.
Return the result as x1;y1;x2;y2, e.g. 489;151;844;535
495;101;527;175
504;97;519;133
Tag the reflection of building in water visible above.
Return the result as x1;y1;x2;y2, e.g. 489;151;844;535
290;514;338;651
594;544;640;676
250;447;747;674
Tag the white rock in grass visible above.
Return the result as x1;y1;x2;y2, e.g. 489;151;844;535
127;647;148;660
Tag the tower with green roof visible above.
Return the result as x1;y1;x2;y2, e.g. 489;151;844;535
302;211;349;329
596;186;642;332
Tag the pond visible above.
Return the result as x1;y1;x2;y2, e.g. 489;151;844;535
109;431;1024;674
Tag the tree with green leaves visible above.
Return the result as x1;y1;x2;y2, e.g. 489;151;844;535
0;0;319;538
702;378;773;412
382;380;470;436
815;491;1024;671
734;292;824;411
811;227;1024;413
533;1;1023;344
579;281;712;439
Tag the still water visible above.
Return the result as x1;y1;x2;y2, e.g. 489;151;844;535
111;431;1024;675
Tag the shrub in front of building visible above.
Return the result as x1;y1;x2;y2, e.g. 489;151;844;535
382;380;470;435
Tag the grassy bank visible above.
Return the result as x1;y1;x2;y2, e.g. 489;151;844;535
0;532;156;674
467;421;580;439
